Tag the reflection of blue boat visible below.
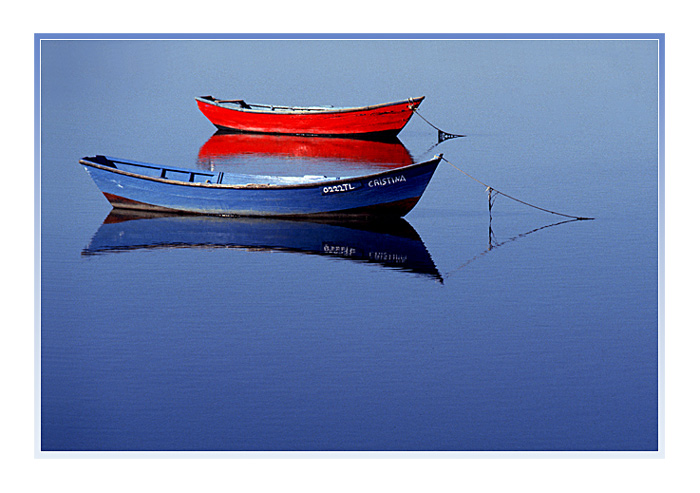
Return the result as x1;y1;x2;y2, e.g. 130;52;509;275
79;154;442;218
83;210;442;281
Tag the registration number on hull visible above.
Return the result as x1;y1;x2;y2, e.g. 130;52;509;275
322;181;362;195
321;174;407;195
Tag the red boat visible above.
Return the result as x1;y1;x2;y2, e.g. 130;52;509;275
197;132;414;169
195;96;424;139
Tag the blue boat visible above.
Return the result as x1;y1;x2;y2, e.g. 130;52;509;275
82;210;442;281
79;154;442;218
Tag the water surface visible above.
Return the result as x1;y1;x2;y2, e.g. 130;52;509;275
40;37;659;452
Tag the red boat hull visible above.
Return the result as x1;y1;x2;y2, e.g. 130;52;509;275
195;96;424;138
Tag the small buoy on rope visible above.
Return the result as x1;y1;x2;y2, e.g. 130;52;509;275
412;108;466;143
438;129;465;143
443;157;594;221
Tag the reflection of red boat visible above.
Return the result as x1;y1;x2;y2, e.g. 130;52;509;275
197;132;415;168
195;96;424;138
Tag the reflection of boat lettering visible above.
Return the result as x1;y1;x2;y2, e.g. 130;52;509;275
369;252;407;263
322;182;361;195
367;175;406;188
323;243;357;256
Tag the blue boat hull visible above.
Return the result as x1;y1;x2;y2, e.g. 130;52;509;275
80;155;442;218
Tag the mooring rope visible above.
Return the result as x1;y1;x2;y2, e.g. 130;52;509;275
442;218;580;280
442;157;594;221
412;108;465;142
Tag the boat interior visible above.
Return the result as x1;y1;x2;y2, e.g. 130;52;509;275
84;155;336;186
198;95;337;112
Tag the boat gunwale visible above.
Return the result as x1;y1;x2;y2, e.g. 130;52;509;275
79;154;442;191
195;96;425;115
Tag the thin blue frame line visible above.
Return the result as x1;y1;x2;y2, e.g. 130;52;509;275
657;33;665;457
34;33;664;40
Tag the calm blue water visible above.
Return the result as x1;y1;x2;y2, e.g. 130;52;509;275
40;38;659;451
